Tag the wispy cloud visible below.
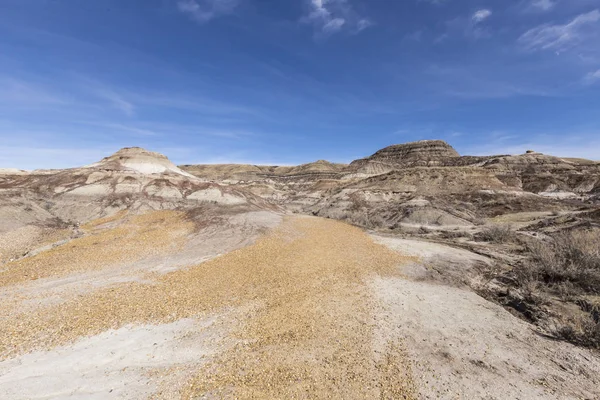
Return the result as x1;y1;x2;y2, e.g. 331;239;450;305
424;64;551;99
584;69;600;84
85;123;158;136
177;0;239;23
303;0;372;36
92;88;135;116
418;0;448;4
76;77;267;119
442;9;493;41
468;9;493;39
518;9;600;52
78;120;257;139
472;9;492;24
0;78;67;107
530;0;556;12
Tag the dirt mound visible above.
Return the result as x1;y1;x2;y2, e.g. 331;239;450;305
87;147;195;178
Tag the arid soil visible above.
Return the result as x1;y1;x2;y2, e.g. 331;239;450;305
2;214;599;399
2;215;418;399
371;235;600;399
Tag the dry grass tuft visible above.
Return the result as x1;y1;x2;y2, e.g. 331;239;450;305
516;229;600;348
479;224;514;243
521;229;600;293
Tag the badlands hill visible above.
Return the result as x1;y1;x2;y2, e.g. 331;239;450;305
180;159;348;182
0;147;270;261
180;140;599;227
86;147;196;177
349;139;461;175
181;140;600;197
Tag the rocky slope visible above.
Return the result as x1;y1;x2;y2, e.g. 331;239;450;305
480;152;600;196
2;140;598;241
349;139;461;175
180;160;348;182
0;148;273;264
181;140;599;204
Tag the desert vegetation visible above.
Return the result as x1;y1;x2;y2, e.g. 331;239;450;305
517;229;600;348
479;224;515;243
457;223;600;349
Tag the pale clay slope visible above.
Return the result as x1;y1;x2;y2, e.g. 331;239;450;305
371;235;600;399
0;318;219;400
85;147;196;178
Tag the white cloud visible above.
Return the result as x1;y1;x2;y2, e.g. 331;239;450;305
177;0;239;23
439;9;493;42
303;0;371;36
323;17;345;33
357;19;372;32
519;9;600;52
531;0;556;11
584;69;600;84
472;9;492;24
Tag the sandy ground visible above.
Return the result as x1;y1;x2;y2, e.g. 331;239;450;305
0;318;220;399
1;214;598;399
372;235;600;399
370;234;491;285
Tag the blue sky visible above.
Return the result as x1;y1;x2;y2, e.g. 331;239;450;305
1;0;599;169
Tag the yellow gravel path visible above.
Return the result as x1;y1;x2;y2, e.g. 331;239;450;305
0;211;193;287
1;215;417;399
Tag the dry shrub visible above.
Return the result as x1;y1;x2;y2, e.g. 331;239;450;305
524;229;600;294
418;226;431;234
517;229;600;348
554;315;600;349
441;230;472;240
480;224;514;243
347;212;386;229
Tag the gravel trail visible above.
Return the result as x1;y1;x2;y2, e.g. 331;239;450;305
1;215;417;399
